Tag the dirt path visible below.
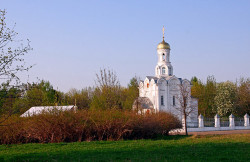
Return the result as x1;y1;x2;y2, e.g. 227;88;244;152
188;129;250;135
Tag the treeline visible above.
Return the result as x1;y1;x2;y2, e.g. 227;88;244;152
191;76;250;117
0;70;249;118
0;69;139;116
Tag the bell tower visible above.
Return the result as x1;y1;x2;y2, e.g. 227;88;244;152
155;26;173;77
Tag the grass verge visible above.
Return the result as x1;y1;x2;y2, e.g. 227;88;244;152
0;134;249;161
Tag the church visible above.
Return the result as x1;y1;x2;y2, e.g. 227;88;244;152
133;27;198;127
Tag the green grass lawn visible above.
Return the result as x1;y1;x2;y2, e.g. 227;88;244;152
0;134;249;162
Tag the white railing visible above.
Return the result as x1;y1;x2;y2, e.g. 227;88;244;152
187;113;250;132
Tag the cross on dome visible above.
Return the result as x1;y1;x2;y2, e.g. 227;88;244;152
162;26;165;40
157;26;170;49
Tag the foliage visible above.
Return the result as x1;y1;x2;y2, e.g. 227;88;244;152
214;81;237;116
0;83;21;114
0;110;181;144
91;69;139;110
12;80;59;114
64;88;93;109
91;68;123;110
0;9;32;83
235;77;250;116
0;134;249;161
0;9;32;124
121;77;139;110
191;76;216;117
192;76;250;117
0;74;140;116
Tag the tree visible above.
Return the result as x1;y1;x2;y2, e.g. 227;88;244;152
122;76;139;110
191;76;198;84
191;76;216;117
236;77;250;116
12;80;58;114
0;82;22;125
65;88;92;109
176;82;197;135
191;76;205;113
91;68;122;110
0;9;32;124
0;10;32;83
214;81;237;117
203;76;217;117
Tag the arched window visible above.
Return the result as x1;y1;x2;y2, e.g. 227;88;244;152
173;96;175;106
161;96;164;106
162;67;166;74
162;53;166;61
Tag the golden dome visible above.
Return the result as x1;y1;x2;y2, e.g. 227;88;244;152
157;39;170;49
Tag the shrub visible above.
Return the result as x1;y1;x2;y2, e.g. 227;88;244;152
0;110;181;144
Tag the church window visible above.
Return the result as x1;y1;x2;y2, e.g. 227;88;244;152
147;83;149;88
162;67;166;74
163;53;166;61
161;96;164;105
173;96;175;106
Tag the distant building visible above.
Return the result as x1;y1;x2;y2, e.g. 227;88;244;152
21;105;77;117
133;27;198;127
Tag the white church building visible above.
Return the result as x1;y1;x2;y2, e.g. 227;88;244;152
133;28;198;127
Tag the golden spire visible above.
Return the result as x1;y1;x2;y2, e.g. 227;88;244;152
157;26;170;49
162;26;165;41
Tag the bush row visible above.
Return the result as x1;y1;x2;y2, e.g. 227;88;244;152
0;110;181;144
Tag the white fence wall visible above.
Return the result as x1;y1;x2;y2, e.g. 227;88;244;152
187;113;250;132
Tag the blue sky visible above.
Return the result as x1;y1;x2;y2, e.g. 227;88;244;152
1;0;250;91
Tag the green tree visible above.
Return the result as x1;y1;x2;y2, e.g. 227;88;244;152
91;68;122;110
0;83;22;114
65;88;92;109
214;81;237;116
122;76;139;110
235;77;250;116
13;80;58;114
191;76;198;84
203;76;217;117
191;76;216;117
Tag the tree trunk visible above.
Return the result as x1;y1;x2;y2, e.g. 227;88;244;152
184;114;188;135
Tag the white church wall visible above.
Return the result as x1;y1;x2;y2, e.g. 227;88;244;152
150;80;157;108
168;77;181;117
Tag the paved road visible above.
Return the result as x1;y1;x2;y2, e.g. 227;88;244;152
188;129;250;135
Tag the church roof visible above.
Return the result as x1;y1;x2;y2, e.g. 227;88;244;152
21;105;77;117
145;75;191;85
157;40;170;50
158;75;175;81
157;26;170;49
146;76;158;83
146;76;158;80
132;97;154;110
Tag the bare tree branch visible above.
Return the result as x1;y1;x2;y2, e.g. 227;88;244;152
0;9;33;125
0;10;33;83
175;82;196;135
